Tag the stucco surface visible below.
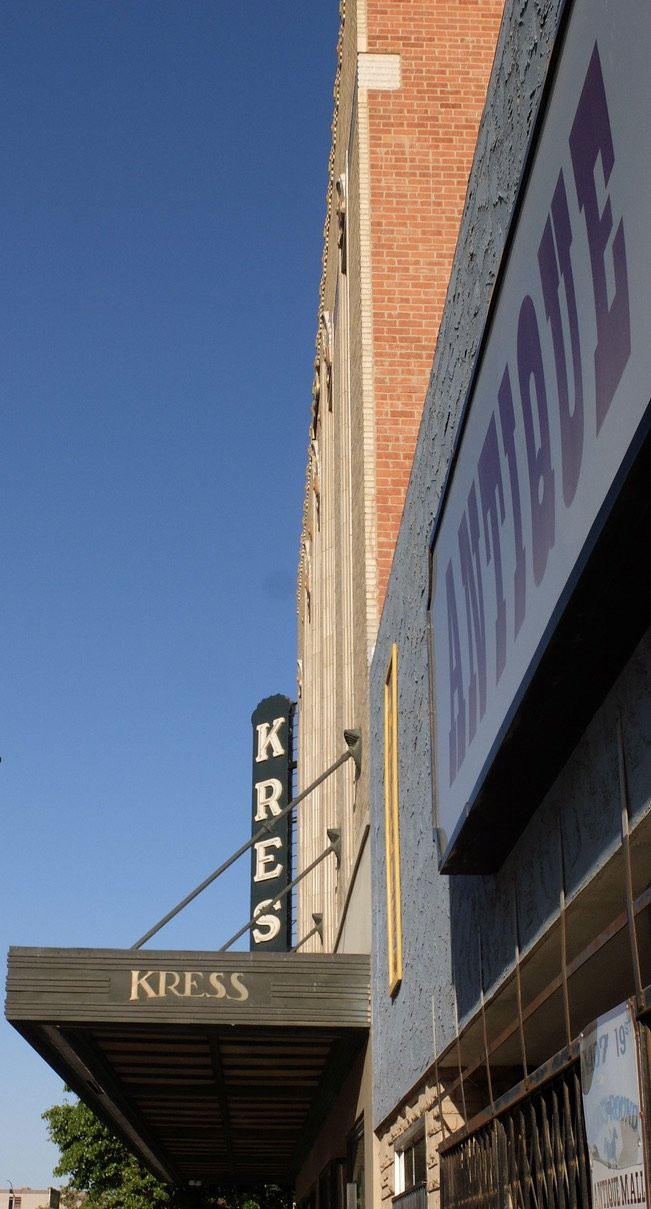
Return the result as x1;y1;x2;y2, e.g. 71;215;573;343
370;0;651;1128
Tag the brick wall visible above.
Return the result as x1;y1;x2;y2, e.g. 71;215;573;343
377;1079;484;1209
297;0;504;952
365;0;504;608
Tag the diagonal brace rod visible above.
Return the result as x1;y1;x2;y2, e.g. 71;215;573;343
218;831;340;952
131;732;360;950
292;913;323;953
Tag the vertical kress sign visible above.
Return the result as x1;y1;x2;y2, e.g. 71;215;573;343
250;695;293;951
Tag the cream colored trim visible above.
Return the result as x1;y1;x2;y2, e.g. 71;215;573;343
356;0;367;52
334;818;370;952
358;53;401;91
356;61;379;640
298;3;346;619
384;644;402;996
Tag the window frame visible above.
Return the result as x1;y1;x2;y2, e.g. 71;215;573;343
394;1121;426;1196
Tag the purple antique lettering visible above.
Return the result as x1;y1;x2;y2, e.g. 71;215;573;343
458;482;487;744
538;170;584;506
478;414;507;682
446;560;466;785
518;294;555;587
569;43;630;432
497;365;526;638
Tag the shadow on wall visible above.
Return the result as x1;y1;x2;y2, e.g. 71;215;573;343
448;625;651;1100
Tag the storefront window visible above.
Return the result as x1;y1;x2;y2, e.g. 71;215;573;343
347;1115;365;1209
395;1126;426;1195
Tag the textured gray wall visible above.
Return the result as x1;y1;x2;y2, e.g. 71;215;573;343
369;0;651;1129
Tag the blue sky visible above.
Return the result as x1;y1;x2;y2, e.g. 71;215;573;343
1;0;339;1186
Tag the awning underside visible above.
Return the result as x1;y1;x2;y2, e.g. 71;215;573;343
6;948;370;1188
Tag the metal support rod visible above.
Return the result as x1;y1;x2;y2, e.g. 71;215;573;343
219;832;340;952
292;913;323;953
558;815;572;1046
291;924;320;952
453;982;468;1124
431;1002;452;1140
131;732;359;950
478;930;494;1111
513;881;528;1080
617;715;643;1012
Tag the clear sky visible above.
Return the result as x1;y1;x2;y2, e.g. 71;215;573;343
1;0;339;1186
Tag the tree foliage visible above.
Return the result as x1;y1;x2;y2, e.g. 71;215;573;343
43;1095;289;1209
43;1097;171;1209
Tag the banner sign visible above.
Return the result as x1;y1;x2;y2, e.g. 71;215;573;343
580;1002;647;1209
430;0;651;866
250;695;293;951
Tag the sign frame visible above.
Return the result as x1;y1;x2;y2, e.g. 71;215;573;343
250;694;294;951
580;1001;649;1209
427;0;651;871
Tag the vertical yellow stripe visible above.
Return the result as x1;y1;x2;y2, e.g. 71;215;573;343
385;643;402;995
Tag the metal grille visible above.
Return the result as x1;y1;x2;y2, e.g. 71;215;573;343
441;1066;591;1209
393;1181;427;1209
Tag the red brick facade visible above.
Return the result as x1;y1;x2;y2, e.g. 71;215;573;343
297;1;505;960
367;0;504;607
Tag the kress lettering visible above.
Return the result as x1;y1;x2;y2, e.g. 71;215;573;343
129;970;249;1002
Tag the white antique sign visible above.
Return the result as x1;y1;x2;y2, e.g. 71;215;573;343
580;1002;647;1209
430;0;651;864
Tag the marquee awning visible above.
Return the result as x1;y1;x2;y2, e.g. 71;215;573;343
6;947;370;1188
